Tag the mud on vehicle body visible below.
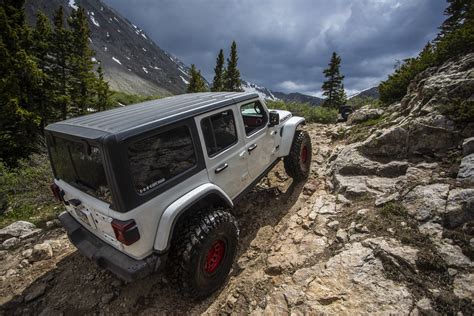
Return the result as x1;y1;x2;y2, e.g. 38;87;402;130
45;92;311;297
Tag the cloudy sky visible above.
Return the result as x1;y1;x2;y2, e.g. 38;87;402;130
103;0;447;96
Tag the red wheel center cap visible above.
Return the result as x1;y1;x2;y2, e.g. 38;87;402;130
301;146;308;163
205;240;225;273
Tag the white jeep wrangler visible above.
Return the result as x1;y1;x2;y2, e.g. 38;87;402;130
45;92;312;297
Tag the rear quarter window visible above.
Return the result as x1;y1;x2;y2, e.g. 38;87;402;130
128;125;197;194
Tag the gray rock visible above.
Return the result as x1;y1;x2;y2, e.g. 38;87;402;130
30;243;53;262
22;249;33;259
402;183;449;221
305;242;413;313
0;221;36;242
444;188;474;228
2;237;20;250
453;273;474;300
45;219;60;229
101;293;115;304
264;291;288;316
375;192;400;207
362;237;419;267
336;229;348;242
347;106;384;125
24;283;47;302
327;220;339;229
357;208;371;215
457;153;474;183
433;239;472;268
0;250;7;260
462;137;474;156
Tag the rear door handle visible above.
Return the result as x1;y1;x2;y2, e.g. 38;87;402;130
215;163;228;174
248;144;258;153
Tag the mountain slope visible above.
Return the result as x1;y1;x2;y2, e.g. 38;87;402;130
348;86;379;99
272;91;323;106
241;80;278;101
25;0;192;96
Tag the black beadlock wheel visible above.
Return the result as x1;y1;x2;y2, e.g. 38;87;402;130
284;129;312;180
170;209;239;298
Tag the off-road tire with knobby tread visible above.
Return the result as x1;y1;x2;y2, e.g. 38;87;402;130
284;129;312;180
170;209;239;299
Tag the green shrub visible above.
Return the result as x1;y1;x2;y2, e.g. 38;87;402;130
438;99;474;123
0;154;59;228
267;100;338;124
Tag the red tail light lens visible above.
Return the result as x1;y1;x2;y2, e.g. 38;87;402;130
111;219;140;246
50;183;62;201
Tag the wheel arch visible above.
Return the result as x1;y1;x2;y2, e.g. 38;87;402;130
278;116;306;157
153;183;233;252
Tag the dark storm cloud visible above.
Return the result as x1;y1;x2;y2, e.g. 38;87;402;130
102;0;446;95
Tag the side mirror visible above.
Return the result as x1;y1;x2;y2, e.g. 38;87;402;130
268;111;280;127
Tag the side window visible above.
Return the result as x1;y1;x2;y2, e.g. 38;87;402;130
240;101;268;135
128;125;196;194
201;109;238;157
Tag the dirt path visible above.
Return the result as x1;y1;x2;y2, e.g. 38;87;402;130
1;123;473;315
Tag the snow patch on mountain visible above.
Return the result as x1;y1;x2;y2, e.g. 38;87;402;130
90;15;100;27
68;0;78;11
241;80;278;101
180;76;189;85
112;57;121;65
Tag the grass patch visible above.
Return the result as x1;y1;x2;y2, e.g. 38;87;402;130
379;202;409;218
0;154;60;228
267;100;338;124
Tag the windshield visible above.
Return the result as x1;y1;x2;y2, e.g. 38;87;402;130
48;136;112;204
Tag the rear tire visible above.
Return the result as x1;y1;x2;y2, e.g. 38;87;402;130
170;209;239;298
284;129;312;181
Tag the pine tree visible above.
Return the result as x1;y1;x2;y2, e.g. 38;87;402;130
51;6;72;120
31;11;55;129
321;52;346;108
0;0;43;166
438;0;472;38
68;7;96;116
211;49;225;92
187;64;207;93
95;65;113;111
224;41;243;92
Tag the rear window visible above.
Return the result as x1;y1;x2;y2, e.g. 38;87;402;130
128;125;197;194
48;136;112;204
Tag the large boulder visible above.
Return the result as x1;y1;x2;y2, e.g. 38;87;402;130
457;153;474;183
0;221;37;242
462;137;474;156
444;188;474;228
359;116;459;159
347;106;384;125
402;183;449;222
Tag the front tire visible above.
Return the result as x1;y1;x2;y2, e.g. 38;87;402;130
284;129;312;180
171;209;239;298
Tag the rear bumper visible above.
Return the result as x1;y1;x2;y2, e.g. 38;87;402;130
59;211;161;282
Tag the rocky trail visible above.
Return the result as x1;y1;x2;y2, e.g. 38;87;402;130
1;54;474;315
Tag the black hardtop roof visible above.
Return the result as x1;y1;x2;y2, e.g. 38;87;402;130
45;92;259;140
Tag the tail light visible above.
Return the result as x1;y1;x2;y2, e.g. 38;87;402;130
50;183;63;202
111;219;140;246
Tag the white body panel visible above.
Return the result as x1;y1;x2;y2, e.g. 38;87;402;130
235;98;277;179
56;169;210;260
194;105;252;199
